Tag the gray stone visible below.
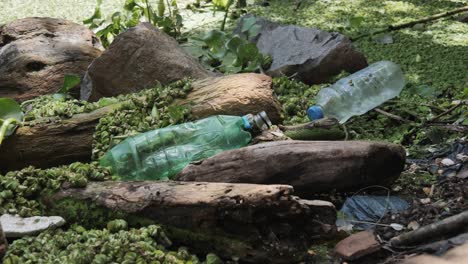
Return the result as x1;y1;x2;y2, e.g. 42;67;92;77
82;22;212;102
0;214;65;238
257;25;368;84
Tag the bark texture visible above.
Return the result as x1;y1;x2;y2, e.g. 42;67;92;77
175;141;405;197
177;73;282;123
0;17;103;101
47;181;336;263
0;74;281;172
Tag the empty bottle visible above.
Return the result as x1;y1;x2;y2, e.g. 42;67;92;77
307;61;405;124
100;111;272;181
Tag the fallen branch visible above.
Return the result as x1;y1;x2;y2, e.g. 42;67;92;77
279;118;345;140
353;5;468;40
46;181;336;263
375;108;410;123
390;210;468;247
429;101;465;122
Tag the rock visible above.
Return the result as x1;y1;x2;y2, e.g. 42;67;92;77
441;158;455;166
258;25;368;84
402;243;468;264
0;222;7;260
83;22;211;101
0;17;103;102
0;214;65;238
334;231;381;261
234;15;367;84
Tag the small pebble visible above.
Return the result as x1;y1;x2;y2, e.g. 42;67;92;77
441;158;455;166
420;198;431;204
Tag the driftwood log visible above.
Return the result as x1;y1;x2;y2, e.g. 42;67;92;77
45;181;336;263
0;17;103;101
0;73;281;172
175;141;406;197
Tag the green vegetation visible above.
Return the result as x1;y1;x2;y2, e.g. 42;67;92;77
84;0;183;47
183;16;270;73
4;222;216;264
0;162;111;217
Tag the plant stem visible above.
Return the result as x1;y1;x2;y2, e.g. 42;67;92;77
0;118;19;146
145;0;152;25
220;1;233;31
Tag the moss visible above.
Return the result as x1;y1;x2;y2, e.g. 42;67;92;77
45;198;128;229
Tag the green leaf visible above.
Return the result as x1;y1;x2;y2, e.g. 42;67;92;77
414;85;438;99
348;16;364;29
247;24;262;40
237;43;259;66
58;75;81;94
0;98;22;123
124;0;137;10
0;98;23;143
167;105;187;122
83;7;102;25
241;16;257;33
226;35;243;53
202;30;227;58
212;0;231;8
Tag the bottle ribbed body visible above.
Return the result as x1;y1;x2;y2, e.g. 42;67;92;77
100;115;252;180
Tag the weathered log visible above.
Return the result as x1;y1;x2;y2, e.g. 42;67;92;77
0;74;281;172
45;181;336;263
175;141;405;197
0;17;103;101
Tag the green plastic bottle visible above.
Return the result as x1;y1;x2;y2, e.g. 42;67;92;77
100;112;271;180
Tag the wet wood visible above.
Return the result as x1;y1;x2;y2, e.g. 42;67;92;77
46;181;336;263
175;141;406;197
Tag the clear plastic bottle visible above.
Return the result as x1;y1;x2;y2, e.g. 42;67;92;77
307;61;405;124
100;112;272;181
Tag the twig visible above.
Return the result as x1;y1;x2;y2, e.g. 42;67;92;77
429;102;464;122
353;5;468;41
427;123;468;133
375;108;410;123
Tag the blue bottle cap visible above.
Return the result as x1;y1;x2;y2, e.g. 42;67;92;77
242;115;252;130
307;105;324;121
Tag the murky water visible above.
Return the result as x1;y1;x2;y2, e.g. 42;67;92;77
0;0;223;32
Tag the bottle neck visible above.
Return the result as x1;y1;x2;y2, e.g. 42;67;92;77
242;111;272;132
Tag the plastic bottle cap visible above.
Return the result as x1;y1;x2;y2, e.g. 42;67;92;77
307;106;324;120
242;115;252;130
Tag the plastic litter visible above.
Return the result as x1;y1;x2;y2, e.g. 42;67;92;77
308;61;405;123
100;112;272;181
337;195;410;230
